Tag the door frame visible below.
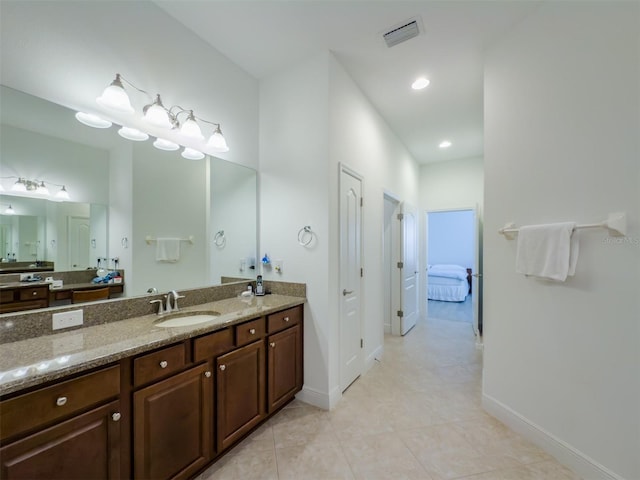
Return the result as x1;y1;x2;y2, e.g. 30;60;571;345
338;163;364;392
382;191;401;335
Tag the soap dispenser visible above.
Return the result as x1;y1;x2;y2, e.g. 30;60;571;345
255;275;265;296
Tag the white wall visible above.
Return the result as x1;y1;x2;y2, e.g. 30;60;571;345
427;210;475;268
483;3;639;479
259;52;419;408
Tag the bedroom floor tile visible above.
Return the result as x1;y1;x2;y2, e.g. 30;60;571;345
196;315;582;480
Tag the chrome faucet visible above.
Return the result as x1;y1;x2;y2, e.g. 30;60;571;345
149;299;165;315
166;290;185;313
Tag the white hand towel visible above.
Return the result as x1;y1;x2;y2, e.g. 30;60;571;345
515;222;579;281
156;238;181;262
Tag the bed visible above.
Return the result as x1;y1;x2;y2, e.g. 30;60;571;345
427;264;469;302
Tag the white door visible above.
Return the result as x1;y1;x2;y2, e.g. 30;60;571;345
69;216;90;270
339;166;363;392
396;203;418;336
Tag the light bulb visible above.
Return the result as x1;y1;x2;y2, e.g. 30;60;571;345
35;181;50;196
206;125;229;152
96;74;134;114
118;126;149;142
439;140;452;149
412;77;430;90
75;112;112;129
181;147;205;160
179;111;204;140
143;95;172;129
56;186;70;201
153;138;180;151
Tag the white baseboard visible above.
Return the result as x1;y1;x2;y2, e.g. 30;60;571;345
365;344;383;372
482;393;624;480
296;384;342;411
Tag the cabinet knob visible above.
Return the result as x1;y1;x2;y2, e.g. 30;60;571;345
249;328;256;335
284;317;290;322
270;342;276;348
159;360;168;369
56;396;67;407
33;291;38;296
112;412;121;422
219;365;226;371
204;371;212;378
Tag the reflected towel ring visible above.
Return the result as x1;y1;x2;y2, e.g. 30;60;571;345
214;230;226;247
297;226;314;247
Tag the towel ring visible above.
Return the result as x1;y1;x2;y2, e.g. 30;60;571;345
214;230;226;247
297;226;314;247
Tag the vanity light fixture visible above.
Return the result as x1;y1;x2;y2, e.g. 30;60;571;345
2;177;71;201
4;205;15;215
79;72;230;157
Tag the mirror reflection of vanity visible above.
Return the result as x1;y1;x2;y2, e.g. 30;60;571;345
0;85;257;311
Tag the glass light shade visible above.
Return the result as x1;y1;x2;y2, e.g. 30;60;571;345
96;84;134;114
207;128;229;152
153;138;180;151
181;147;205;160
0;183;4;192
75;111;112;129
56;186;70;201
144;103;172;129
35;182;50;196
411;77;430;90
179;115;204;140
118;126;149;141
12;179;26;192
439;140;452;149
5;205;15;215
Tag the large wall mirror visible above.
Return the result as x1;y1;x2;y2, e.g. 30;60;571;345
0;85;257;300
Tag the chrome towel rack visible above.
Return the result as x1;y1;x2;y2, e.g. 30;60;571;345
498;212;627;240
145;236;194;245
298;226;315;247
213;230;226;247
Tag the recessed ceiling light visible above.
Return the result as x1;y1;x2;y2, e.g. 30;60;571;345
412;77;430;90
439;140;452;149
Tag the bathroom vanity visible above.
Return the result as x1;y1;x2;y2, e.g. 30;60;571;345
0;287;304;480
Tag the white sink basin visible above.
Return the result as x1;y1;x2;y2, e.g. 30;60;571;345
154;311;220;328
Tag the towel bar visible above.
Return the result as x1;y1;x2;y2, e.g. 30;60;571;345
145;236;194;245
498;212;627;239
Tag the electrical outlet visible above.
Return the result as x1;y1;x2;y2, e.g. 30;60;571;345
19;273;32;281
52;310;83;330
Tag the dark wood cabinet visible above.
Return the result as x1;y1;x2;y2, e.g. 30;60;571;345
133;363;212;480
267;323;302;412
216;340;266;451
0;400;121;480
0;285;49;313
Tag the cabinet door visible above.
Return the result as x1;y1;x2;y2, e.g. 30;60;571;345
0;400;121;480
133;363;212;480
216;341;265;451
268;324;302;412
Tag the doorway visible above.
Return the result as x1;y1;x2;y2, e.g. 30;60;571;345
426;208;481;336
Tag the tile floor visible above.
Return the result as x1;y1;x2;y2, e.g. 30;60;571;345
197;304;581;480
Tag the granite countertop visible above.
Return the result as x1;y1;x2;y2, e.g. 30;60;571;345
0;294;305;396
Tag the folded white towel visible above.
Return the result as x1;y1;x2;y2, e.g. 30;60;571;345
515;222;579;281
156;238;181;262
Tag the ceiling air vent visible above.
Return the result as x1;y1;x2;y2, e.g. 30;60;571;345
383;18;421;48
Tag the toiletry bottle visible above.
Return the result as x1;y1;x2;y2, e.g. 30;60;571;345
256;275;265;296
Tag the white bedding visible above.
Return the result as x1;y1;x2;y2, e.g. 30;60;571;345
428;264;469;302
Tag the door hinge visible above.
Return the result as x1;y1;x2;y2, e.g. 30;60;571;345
397;310;404;318
360;268;363;277
360;338;363;348
397;261;404;269
397;213;404;220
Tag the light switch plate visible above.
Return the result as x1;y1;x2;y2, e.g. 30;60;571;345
52;310;83;330
19;273;32;281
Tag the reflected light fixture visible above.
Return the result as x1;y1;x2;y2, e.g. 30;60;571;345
77;72;229;159
439;140;452;149
3;177;70;200
181;147;205;160
56;186;70;200
75;111;112;129
5;205;15;215
412;77;430;90
118;126;149;141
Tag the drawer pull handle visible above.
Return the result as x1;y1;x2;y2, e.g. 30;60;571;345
219;365;226;371
270;342;276;348
56;396;68;407
112;412;121;422
284;317;290;322
159;360;168;369
33;291;38;296
204;371;212;378
249;328;256;335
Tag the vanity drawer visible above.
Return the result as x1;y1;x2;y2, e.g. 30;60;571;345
0;365;120;442
236;317;265;346
193;327;234;362
0;289;14;303
18;286;49;301
267;306;302;334
134;343;187;387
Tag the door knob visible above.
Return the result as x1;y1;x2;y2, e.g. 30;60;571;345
112;412;121;422
343;289;353;296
